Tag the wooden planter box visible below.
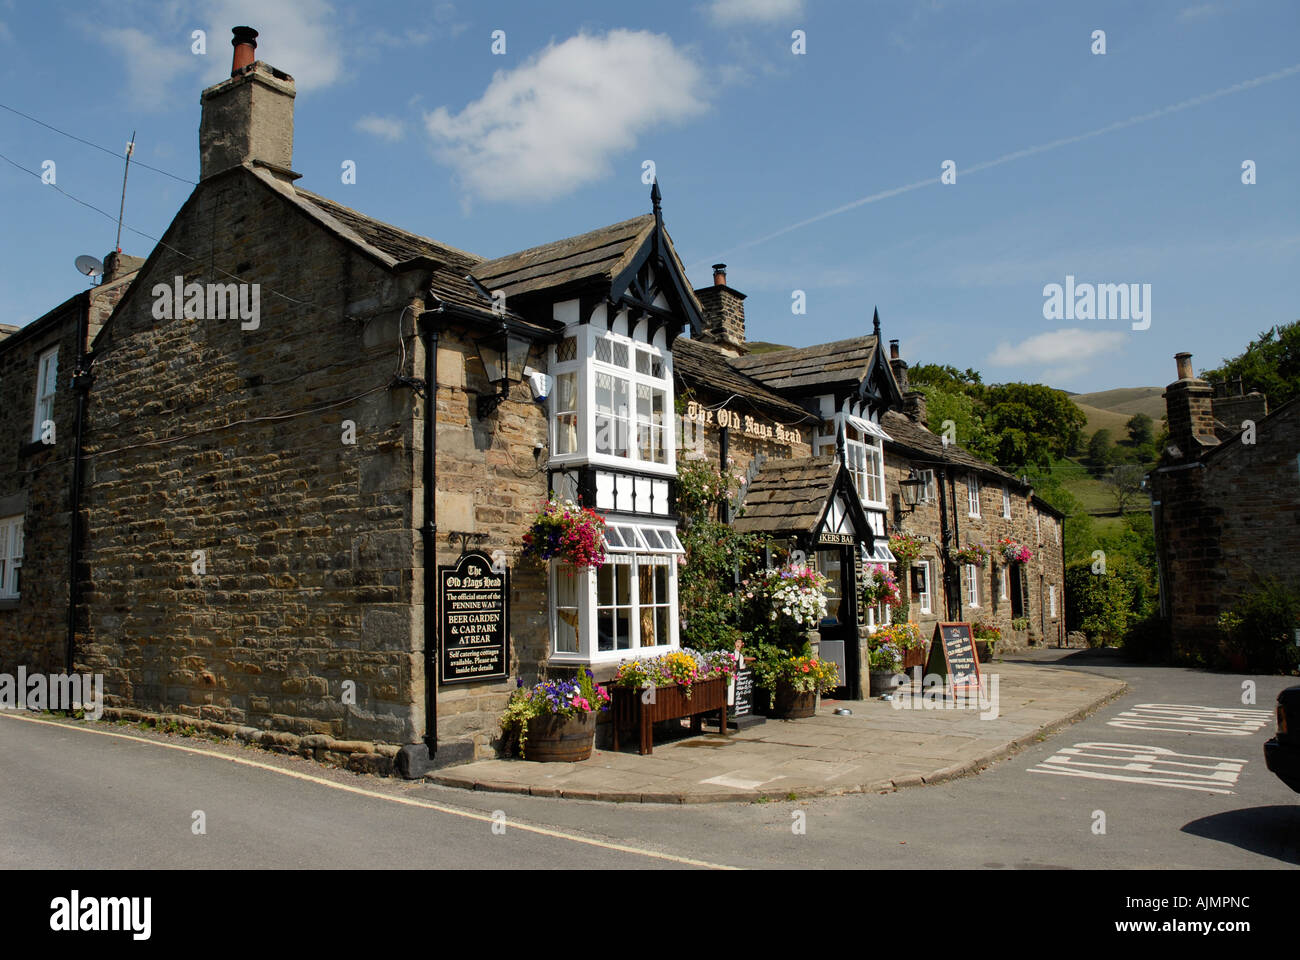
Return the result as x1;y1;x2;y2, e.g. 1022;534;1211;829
901;644;927;670
611;676;729;756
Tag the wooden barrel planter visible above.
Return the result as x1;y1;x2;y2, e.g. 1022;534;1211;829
611;677;728;756
765;681;817;719
522;711;597;762
901;645;927;670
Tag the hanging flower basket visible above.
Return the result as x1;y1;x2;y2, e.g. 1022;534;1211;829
521;496;607;569
997;537;1032;563
861;564;901;607
953;542;990;567
888;533;924;567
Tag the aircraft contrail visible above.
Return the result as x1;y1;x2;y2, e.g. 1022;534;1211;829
701;62;1300;262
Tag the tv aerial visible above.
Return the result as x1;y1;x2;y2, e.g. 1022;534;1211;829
75;255;105;284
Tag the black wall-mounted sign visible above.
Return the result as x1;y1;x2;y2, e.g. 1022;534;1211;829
924;622;981;691
439;550;509;684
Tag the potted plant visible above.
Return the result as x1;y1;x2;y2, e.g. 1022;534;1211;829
873;620;925;670
996;537;1032;564
861;564;901;608
609;648;738;754
971;620;1003;662
1010;616;1030;647
867;641;905;696
500;670;611;761
752;654;839;718
887;533;924;567
738;564;831;717
953;542;991;567
521;496;607;569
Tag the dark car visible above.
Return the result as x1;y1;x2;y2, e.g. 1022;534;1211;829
1264;685;1300;793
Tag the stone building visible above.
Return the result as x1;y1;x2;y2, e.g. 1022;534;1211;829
670;269;1066;697
1150;351;1299;659
1;26;1066;770
0;252;142;677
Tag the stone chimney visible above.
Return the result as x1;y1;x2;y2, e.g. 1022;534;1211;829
904;391;927;426
693;263;747;357
199;27;297;181
1163;352;1219;459
888;338;909;392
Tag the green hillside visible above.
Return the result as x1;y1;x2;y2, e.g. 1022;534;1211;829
1071;386;1166;421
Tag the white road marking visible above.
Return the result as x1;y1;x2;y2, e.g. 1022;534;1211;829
0;712;738;870
1106;703;1273;736
1029;741;1249;794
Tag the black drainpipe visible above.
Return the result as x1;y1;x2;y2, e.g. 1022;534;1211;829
396;303;440;779
65;296;91;681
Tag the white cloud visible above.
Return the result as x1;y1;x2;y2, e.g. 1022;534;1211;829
987;327;1127;381
196;0;344;90
356;114;406;142
424;30;708;203
100;27;196;111
706;0;804;25
94;0;345;109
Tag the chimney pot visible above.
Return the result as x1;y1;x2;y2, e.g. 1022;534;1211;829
1175;351;1194;380
712;263;727;287
889;339;900;360
231;26;259;75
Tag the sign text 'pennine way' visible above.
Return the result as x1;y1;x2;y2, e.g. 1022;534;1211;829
439;551;509;684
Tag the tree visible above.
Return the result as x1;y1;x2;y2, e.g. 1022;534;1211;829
1104;463;1146;515
1125;413;1154;448
916;382;988;454
1199;319;1300;408
1065;563;1134;646
980;383;1087;473
1087;429;1114;470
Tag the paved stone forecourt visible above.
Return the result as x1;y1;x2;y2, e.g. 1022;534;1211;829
430;663;1126;803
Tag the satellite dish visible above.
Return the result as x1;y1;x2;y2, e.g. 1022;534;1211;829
75;255;105;279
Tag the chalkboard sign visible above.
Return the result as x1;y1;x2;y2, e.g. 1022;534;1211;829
924;622;981;691
439;550;509;684
730;668;755;719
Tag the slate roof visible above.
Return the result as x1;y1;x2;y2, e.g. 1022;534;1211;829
732;457;839;534
672;339;816;423
732;336;878;393
881;410;1021;484
472;215;655;300
291;185;515;318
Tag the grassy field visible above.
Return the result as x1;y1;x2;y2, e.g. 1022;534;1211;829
1072;386;1166;420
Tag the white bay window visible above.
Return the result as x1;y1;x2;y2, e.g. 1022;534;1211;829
549;520;683;663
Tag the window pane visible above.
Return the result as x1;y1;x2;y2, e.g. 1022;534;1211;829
595;337;613;364
610;340;629;367
554;564;580;653
557;336;577;362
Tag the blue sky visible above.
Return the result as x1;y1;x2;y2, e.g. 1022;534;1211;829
1;0;1296;392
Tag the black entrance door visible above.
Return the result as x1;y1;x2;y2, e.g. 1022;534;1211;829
816;546;859;699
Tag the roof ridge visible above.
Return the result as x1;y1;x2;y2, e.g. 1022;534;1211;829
293;185;486;265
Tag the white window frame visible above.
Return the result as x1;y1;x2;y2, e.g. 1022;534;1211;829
965;563;980;608
1049;584;1057;617
548;321;675;477
1035;510;1042;544
1001;484;1011;518
917;469;935;503
548;521;683;664
844;433;885;508
999;564;1009;601
0;514;23;600
968;475;981;518
32;346;58;443
1053;518;1060;545
916;560;932;615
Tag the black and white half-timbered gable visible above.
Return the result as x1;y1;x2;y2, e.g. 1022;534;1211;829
473;184;703;666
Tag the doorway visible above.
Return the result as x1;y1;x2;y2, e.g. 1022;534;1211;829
816;545;859;699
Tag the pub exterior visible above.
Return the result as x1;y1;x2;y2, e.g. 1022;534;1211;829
0;29;1065;775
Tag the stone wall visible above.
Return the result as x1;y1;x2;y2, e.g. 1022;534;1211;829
79;169;424;746
420;323;551;759
1152;400;1300;657
882;451;1065;653
0;268;137;677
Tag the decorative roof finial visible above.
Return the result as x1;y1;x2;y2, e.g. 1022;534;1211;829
872;306;881;338
650;177;662;219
